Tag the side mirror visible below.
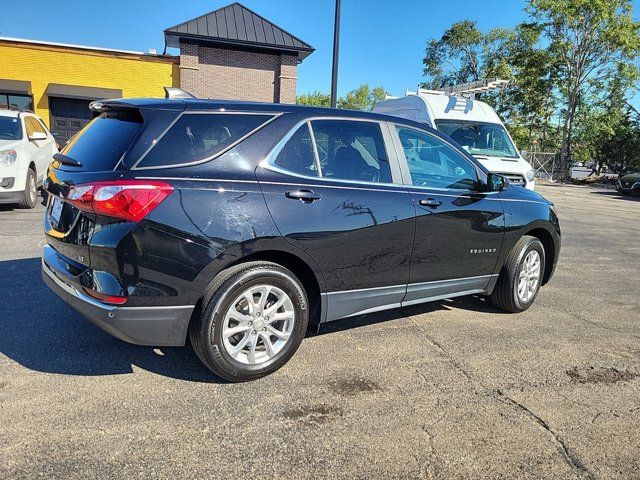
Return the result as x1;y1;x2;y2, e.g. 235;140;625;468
488;173;509;192
29;131;48;141
520;149;529;160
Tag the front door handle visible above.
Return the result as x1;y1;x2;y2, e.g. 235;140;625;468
419;198;442;208
285;189;321;203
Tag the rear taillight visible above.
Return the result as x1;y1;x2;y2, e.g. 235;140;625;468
67;180;173;222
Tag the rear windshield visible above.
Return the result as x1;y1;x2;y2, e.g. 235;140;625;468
60;110;141;170
0;116;23;140
135;113;273;168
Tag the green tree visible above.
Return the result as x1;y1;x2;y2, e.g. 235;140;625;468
297;84;387;111
422;21;558;152
338;84;387;111
296;91;331;107
527;0;640;176
423;20;484;88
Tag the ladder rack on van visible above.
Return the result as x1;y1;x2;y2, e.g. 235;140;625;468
403;79;510;99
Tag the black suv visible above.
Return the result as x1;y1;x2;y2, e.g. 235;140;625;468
42;97;561;382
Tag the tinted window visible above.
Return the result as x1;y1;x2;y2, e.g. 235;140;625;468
0;116;22;140
0;93;33;112
436;120;517;158
273;123;319;177
310;120;392;183
139;113;273;168
396;126;478;190
61;111;141;171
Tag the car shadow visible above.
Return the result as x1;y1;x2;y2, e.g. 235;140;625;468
0;257;223;383
590;190;640;202
2;257;504;382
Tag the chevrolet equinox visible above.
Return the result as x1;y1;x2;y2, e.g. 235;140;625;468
42;96;561;382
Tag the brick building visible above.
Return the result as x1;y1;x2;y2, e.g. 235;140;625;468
165;3;314;104
0;2;313;142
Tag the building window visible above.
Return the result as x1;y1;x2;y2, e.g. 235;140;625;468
0;92;33;111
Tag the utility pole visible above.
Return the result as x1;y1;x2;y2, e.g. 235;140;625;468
330;0;341;108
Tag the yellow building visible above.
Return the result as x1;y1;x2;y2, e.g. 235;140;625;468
0;36;179;143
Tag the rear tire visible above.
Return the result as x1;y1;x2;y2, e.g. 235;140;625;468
491;236;545;313
189;261;309;382
17;168;38;209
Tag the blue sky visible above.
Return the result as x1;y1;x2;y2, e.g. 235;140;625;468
1;0;638;98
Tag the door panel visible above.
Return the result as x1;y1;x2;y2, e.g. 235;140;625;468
391;123;505;294
256;118;415;321
259;173;415;293
407;189;504;286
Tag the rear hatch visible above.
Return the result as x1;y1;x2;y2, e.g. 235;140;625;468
44;107;143;269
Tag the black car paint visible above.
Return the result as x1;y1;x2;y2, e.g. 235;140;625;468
42;98;561;345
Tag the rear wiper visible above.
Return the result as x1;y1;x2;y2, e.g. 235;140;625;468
54;153;82;168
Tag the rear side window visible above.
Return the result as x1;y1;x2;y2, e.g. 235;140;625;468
311;120;392;183
137;113;273;168
61;111;141;171
273;123;319;177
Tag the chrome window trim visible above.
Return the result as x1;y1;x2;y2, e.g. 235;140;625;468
133;175;547;204
131;111;282;171
261;115;405;188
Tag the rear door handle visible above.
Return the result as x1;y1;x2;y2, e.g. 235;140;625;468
419;198;442;208
285;189;322;202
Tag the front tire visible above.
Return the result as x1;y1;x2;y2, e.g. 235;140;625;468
491;236;545;313
18;168;38;209
189;261;309;382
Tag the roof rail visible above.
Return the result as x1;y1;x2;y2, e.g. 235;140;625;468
401;79;510;99
164;87;196;99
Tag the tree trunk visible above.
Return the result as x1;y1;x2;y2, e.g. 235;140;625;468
560;85;579;181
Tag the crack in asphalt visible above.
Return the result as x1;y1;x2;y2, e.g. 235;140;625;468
550;306;640;341
493;389;594;480
407;315;594;479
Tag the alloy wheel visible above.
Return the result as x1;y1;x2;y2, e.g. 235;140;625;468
221;284;295;365
517;250;541;303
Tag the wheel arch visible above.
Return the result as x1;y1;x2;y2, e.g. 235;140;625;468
225;250;324;330
524;227;555;285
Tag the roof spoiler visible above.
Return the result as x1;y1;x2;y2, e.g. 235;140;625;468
164;87;196;99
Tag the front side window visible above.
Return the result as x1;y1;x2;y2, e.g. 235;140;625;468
310;120;392;183
396;126;478;190
0;116;23;140
435;120;517;158
273;123;318;177
138;113;273;168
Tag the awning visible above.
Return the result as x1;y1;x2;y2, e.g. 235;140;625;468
45;83;122;100
0;79;32;95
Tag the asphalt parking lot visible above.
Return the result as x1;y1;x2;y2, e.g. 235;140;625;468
1;184;639;479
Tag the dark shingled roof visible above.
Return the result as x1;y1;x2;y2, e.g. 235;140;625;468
164;2;314;60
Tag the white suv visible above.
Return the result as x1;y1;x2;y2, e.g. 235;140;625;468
0;110;57;208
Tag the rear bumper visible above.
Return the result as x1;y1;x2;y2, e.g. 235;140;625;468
42;250;194;347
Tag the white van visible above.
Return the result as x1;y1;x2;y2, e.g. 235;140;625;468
373;91;535;189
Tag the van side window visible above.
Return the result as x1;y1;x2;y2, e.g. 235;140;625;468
310;120;392;183
138;113;273;168
396;126;478;190
273;123;319;177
